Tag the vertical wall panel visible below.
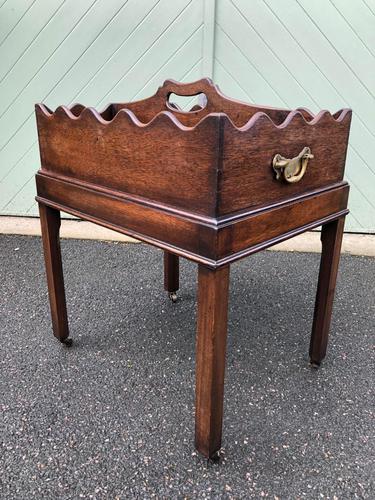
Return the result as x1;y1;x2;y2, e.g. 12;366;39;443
0;0;205;217
0;0;373;232
214;0;375;232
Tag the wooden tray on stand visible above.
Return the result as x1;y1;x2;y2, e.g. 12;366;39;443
35;78;352;458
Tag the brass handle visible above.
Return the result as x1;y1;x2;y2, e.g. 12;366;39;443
272;146;314;183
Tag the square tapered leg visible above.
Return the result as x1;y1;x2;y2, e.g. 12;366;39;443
39;203;70;344
195;264;230;458
164;250;179;301
310;217;345;365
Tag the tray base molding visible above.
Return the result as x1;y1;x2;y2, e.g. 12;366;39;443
36;171;349;268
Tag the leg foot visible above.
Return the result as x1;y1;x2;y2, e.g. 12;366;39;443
309;358;321;369
309;218;345;365
168;291;178;303
61;337;73;347
195;264;230;458
209;451;221;463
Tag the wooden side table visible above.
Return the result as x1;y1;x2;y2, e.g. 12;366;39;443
35;79;351;458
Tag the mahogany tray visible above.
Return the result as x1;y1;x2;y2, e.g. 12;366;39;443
35;78;352;459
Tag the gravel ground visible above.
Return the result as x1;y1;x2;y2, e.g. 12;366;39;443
0;235;374;499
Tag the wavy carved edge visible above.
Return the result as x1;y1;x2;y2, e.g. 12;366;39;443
35;81;352;132
35;103;352;134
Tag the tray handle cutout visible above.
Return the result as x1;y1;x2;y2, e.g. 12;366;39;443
157;78;220;114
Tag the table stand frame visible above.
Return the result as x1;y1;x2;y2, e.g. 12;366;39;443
35;77;350;458
38;197;346;458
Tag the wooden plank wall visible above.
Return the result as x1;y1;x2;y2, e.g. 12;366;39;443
214;0;375;233
0;0;373;232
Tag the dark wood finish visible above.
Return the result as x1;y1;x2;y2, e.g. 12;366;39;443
309;218;345;365
218;183;349;261
35;103;220;216
39;204;70;343
219;109;351;215
35;78;352;459
36;172;208;260
195;265;230;458
113;78;313;127
164;251;179;293
35;78;351;219
36;171;348;267
37;171;349;267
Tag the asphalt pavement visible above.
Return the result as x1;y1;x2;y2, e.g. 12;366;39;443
0;235;374;499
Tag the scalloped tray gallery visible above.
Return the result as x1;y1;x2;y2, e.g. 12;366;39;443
35;78;351;219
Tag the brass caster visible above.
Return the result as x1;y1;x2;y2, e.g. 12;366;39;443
309;358;320;369
61;337;73;347
209;451;221;463
168;291;178;303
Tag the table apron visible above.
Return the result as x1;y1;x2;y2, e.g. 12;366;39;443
36;173;349;268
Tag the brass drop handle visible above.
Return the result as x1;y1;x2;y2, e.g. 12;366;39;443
272;146;314;183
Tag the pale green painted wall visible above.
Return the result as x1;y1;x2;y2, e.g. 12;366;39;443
0;0;374;232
